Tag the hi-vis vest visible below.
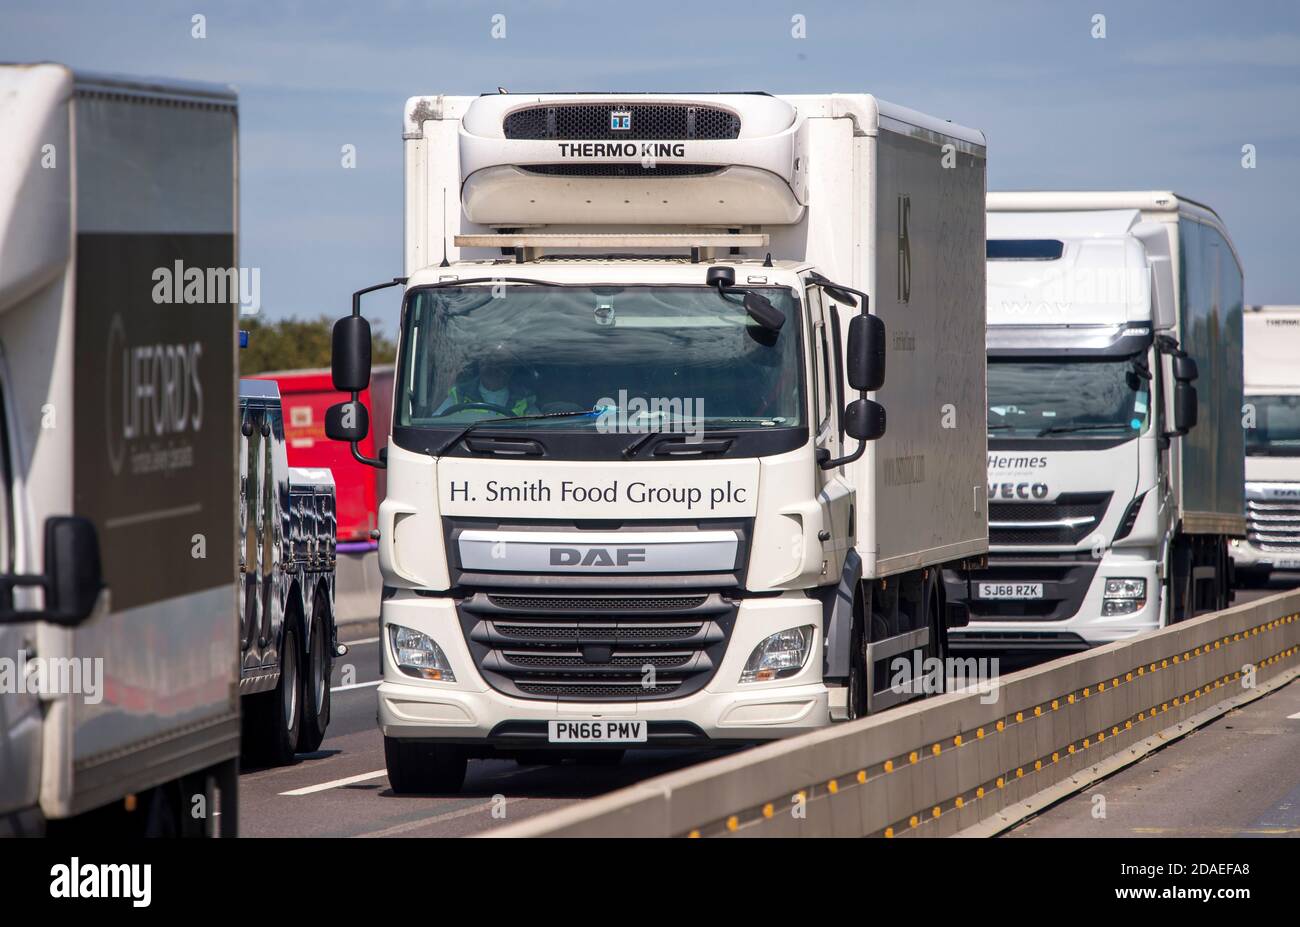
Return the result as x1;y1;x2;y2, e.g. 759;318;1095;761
446;382;534;417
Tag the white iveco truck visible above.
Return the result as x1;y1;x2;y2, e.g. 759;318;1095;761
945;192;1245;652
0;65;240;833
1231;305;1300;585
327;91;988;792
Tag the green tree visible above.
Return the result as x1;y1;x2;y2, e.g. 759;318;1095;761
239;314;397;374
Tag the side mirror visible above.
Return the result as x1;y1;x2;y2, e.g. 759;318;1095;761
846;314;886;392
844;398;886;442
45;517;104;626
332;315;372;392
325;401;370;443
0;517;104;626
1173;355;1198;382
742;292;785;332
1173;381;1198;434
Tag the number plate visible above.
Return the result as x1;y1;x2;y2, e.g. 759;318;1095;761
548;720;648;744
977;582;1044;600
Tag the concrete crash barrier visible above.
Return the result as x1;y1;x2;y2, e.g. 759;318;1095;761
490;590;1300;837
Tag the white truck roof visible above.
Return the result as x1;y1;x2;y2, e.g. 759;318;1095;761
1244;305;1300;391
985;209;1151;330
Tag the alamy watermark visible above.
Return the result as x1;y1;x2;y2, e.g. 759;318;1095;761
151;261;261;314
594;389;705;443
0;650;103;704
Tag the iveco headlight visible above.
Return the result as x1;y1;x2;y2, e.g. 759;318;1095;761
740;626;814;684
388;623;456;681
1102;577;1146;616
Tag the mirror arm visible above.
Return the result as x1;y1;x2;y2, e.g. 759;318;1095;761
345;276;406;470
820;389;869;470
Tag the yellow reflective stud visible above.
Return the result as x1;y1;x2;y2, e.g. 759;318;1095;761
762;803;774;819
828;779;839;794
932;743;941;756
884;760;894;773
726;815;739;832
909;751;919;765
857;770;867;784
954;735;963;747
885;826;895;838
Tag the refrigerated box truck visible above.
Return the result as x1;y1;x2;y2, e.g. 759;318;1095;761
0;65;240;834
946;191;1245;652
325;91;988;792
1231;305;1300;584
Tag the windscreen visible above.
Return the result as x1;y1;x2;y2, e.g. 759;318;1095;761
987;355;1152;440
1245;394;1300;456
395;284;804;432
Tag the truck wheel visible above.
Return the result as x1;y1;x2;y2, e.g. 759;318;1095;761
384;737;467;794
249;622;303;766
297;604;332;754
922;570;945;694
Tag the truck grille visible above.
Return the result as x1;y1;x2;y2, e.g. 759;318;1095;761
503;103;741;140
943;555;1100;623
1247;499;1300;550
988;493;1112;547
458;591;735;702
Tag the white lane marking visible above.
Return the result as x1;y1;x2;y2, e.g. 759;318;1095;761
332;679;381;693
280;769;388;796
357;797;519;837
1288;711;1300;720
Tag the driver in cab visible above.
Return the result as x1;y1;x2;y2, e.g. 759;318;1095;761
434;342;539;418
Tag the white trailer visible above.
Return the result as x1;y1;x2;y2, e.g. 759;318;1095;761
1231;305;1300;583
326;92;988;792
946;191;1245;652
0;65;240;834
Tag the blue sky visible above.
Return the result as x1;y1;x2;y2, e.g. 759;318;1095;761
4;0;1298;335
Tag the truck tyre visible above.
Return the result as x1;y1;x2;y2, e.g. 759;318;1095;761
297;601;332;754
249;622;303;766
922;569;945;694
384;737;467;794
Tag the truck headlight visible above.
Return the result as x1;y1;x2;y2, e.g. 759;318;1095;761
1102;577;1146;616
740;626;814;683
388;623;456;682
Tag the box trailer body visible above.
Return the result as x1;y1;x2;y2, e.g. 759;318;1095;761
237;379;339;765
0;64;239;832
332;92;988;791
254;365;393;546
946;191;1245;652
1231;305;1300;581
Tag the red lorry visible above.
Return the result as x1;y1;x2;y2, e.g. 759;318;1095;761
253;365;393;549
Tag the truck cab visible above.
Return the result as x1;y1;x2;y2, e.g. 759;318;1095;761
1232;305;1300;584
947;193;1244;652
327;91;989;792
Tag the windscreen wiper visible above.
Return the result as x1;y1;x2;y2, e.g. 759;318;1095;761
1036;423;1133;437
433;408;600;457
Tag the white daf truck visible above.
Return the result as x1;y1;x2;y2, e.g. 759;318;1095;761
0;65;241;834
945;192;1245;652
1231;305;1300;584
324;91;988;792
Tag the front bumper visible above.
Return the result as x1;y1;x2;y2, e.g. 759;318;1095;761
946;554;1161;651
376;591;831;747
1229;539;1300;572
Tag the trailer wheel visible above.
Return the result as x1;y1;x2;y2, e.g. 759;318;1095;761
248;621;303;766
297;599;332;754
384;737;467;794
922;569;945;694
